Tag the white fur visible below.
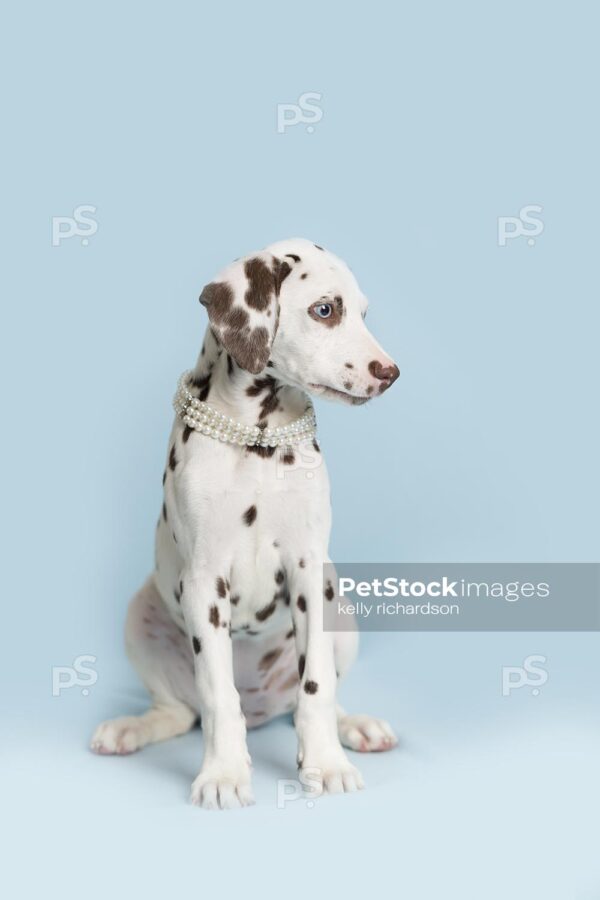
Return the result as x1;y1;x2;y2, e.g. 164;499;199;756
91;239;399;809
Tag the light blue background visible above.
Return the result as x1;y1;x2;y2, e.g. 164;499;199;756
2;2;599;898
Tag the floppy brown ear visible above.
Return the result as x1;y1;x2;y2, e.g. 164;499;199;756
199;251;292;374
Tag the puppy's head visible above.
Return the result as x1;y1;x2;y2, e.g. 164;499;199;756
200;238;399;404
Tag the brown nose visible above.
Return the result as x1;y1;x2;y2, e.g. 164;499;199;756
368;360;400;393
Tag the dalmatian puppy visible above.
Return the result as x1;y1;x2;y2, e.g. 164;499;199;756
91;238;400;809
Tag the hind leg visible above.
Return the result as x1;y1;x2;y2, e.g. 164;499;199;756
91;576;197;755
334;629;397;753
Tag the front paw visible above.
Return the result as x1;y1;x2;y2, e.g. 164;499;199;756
299;748;364;796
190;761;254;810
338;714;398;753
90;716;149;755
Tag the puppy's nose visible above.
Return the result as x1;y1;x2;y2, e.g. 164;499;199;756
368;360;400;393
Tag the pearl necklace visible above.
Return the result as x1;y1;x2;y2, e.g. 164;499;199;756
173;371;317;448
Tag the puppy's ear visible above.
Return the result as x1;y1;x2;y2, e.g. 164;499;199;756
200;251;292;374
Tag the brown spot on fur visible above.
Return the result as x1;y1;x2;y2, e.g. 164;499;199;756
192;636;201;654
216;577;227;598
200;281;234;316
162;470;166;486
301;273;308;280
192;372;212;401
246;376;271;397
227;321;270;374
182;424;193;442
202;277;272;374
299;558;305;568
297;595;307;612
313;439;320;453
227;305;250;329
259;647;283;671
260;383;280;419
247;376;280;420
256;598;277;622
343;380;353;391
169;445;177;471
243;505;257;526
345;362;354;369
298;654;306;678
366;385;374;395
275;570;285;585
191;370;213;390
304;680;318;694
274;259;292;292
324;581;334;601
231;594;240;605
209;605;220;628
244;258;275;312
283;449;295;465
314;244;324;251
285;628;295;640
162;502;167;522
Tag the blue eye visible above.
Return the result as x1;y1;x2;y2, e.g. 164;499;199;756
315;303;332;318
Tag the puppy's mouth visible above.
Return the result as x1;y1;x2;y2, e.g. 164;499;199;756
308;383;371;406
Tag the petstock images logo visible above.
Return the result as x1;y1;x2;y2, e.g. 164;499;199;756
321;563;600;632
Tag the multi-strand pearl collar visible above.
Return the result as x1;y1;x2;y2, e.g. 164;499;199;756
173;371;317;449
